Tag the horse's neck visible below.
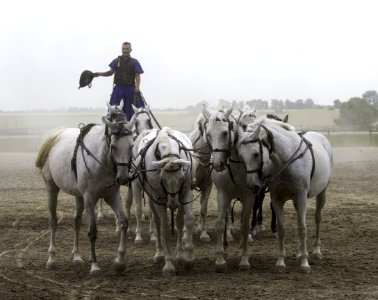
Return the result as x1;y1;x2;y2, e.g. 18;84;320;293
86;125;111;164
269;126;301;166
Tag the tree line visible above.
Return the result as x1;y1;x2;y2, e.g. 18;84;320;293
185;90;378;128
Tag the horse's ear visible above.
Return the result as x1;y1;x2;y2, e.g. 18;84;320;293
283;115;289;123
224;104;234;119
202;103;210;119
126;112;137;130
250;125;262;140
102;116;112;126
106;102;113;110
172;158;191;166
132;104;138;113
118;100;124;111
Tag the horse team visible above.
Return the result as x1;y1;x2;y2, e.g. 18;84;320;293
35;102;333;276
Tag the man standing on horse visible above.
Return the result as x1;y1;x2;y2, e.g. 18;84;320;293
93;41;144;120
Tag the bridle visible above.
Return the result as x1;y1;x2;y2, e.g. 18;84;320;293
238;124;274;184
134;109;153;135
106;125;134;173
203;116;234;160
238;123;315;188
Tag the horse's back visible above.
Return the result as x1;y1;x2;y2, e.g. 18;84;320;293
43;128;81;195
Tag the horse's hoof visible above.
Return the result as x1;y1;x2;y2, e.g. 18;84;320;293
238;263;250;271
90;269;102;277
46;261;57;270
200;233;211;243
96;215;104;223
112;261;126;274
134;239;143;245
312;251;322;259
73;259;86;268
153;255;165;264
183;260;194;271
247;234;253;243
275;264;286;273
215;263;227;273
259;224;266;232
300;265;311;274
162;268;175;277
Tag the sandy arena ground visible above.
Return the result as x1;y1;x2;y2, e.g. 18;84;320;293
0;147;377;299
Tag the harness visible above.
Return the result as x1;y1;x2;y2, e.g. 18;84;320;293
71;122;133;185
240;124;316;190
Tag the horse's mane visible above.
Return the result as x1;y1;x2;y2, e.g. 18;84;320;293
259;116;295;131
156;127;175;157
35;128;66;170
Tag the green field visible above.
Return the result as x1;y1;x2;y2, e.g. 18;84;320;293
0;108;377;152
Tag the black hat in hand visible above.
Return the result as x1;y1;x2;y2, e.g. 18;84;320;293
78;70;95;89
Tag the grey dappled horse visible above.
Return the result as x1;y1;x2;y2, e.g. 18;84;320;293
35;105;136;275
125;105;157;244
202;104;257;272
131;127;196;276
189;106;257;242
236;118;333;273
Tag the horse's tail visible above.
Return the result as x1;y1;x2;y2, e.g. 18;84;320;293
35;128;65;170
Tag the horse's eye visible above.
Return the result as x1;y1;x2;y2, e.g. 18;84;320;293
253;153;259;159
222;131;228;137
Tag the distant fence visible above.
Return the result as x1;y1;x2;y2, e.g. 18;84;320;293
0;126;377;153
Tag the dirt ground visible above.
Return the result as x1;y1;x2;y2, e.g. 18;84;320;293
0;147;377;299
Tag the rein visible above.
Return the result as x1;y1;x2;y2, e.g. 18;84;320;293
241;124;315;188
71;122;133;184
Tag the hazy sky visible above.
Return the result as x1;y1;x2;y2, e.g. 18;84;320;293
1;0;377;111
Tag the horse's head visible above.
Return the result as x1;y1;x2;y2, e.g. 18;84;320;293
152;129;191;210
102;110;136;185
132;104;153;135
238;106;257;131
236;123;271;193
202;104;234;172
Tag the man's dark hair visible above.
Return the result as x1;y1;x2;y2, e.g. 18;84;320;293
123;42;131;46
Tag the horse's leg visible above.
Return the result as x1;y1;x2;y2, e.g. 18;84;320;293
72;196;85;267
133;184;144;244
46;181;59;270
239;194;254;271
155;205;175;277
251;194;259;235
215;191;230;272
257;191;265;231
294;193;310;273
270;202;278;235
125;184;133;234
226;202;234;242
96;199;104;223
104;192;128;274
313;189;327;259
182;198;195;268
149;201;164;263
175;207;185;264
271;197;286;273
148;199;157;243
198;180;212;242
84;195;101;275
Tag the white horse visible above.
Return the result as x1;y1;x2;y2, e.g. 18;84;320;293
189;106;257;242
201;104;257;272
35;105;136;275
132;127;196;276
236;118;333;273
125;105;157;244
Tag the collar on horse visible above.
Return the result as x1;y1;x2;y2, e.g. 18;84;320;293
241;124;315;190
71;122;133;184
